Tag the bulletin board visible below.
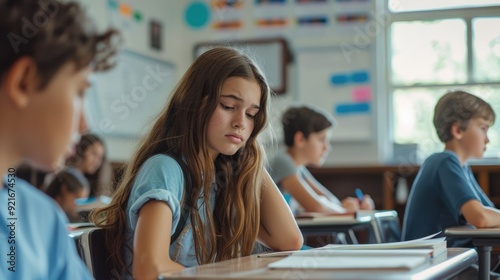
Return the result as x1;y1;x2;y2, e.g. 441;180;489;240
85;50;176;138
296;47;374;142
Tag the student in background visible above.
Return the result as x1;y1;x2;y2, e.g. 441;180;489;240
402;90;500;247
269;105;375;214
0;0;118;279
67;132;107;197
91;47;303;279
14;163;49;190
46;167;90;222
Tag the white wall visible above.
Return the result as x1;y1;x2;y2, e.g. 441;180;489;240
79;0;389;165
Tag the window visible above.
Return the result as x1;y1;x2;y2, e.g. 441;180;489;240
473;18;500;82
389;0;500;13
391;19;467;85
388;3;500;160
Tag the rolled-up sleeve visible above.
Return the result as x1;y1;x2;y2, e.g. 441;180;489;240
127;154;185;234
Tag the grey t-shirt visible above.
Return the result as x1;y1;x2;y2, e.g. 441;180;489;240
268;150;341;214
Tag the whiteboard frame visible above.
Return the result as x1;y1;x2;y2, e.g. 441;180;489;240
193;38;291;94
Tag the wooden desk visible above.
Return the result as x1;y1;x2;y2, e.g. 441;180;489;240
297;210;398;245
158;248;477;280
445;226;500;280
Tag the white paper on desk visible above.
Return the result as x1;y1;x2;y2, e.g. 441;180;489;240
318;233;447;257
320;232;443;250
268;255;429;270
257;250;297;258
290;249;434;258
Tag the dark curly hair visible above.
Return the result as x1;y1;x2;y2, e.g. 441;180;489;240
0;0;119;88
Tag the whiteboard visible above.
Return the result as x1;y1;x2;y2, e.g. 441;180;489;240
296;48;373;142
85;50;176;138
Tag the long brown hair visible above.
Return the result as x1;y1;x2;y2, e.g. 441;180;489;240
91;47;270;274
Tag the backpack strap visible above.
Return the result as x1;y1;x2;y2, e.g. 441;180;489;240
168;153;192;245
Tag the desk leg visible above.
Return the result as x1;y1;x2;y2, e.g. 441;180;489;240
370;218;383;243
477;245;492;280
347;229;359;244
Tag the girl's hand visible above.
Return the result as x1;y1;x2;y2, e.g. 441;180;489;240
341;197;360;213
360;194;375;210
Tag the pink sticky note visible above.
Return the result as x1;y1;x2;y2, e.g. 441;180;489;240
352;86;372;102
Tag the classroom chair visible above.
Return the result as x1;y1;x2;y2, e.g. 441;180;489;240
371;211;402;243
80;228;114;280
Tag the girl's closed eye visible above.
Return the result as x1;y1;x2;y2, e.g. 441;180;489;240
246;113;256;119
220;103;234;110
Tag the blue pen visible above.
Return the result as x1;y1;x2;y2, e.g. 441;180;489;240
355;188;364;201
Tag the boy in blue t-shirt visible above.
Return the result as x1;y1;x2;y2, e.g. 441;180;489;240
0;0;118;279
402;90;500;247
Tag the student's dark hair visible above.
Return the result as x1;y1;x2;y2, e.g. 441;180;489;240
67;133;106;197
0;0;119;88
434;90;496;142
282;105;335;147
45;167;89;199
91;47;270;275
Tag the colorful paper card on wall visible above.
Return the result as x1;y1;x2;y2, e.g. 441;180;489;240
352;86;372;102
256;18;288;28
212;0;244;9
336;13;369;24
351;70;369;83
296;0;328;4
335;102;370;116
212;20;243;29
256;0;287;4
210;0;244;30
297;16;329;26
331;74;349;85
330;70;369;86
108;0;142;22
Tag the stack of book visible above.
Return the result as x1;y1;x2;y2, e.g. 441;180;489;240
263;232;447;271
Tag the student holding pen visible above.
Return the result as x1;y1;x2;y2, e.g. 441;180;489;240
268;105;375;215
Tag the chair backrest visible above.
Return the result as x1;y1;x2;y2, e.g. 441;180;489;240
80;228;114;280
372;211;402;243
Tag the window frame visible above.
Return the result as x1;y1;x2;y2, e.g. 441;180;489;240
384;4;500;160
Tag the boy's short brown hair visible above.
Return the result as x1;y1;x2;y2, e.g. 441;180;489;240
282;105;335;147
434;90;495;142
0;0;118;88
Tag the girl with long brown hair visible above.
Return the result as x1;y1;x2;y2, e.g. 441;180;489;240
91;47;303;279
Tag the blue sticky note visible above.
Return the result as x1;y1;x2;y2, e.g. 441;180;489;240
351;71;369;83
335;102;371;115
331;74;349;85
